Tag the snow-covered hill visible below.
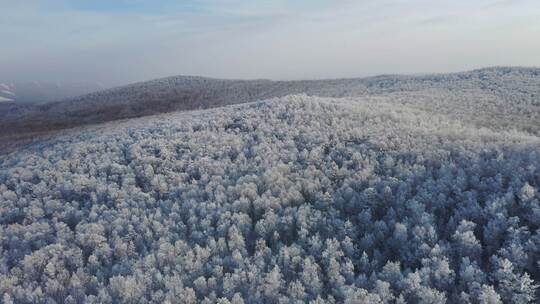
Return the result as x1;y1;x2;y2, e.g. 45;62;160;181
0;83;15;103
1;67;540;139
0;81;105;105
0;94;539;303
0;96;14;103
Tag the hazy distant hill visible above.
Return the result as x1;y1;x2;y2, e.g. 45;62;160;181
0;81;105;105
1;67;539;138
0;83;15;103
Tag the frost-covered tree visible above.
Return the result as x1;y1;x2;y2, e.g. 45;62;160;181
0;90;539;303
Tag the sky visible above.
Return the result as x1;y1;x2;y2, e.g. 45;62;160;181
1;0;539;86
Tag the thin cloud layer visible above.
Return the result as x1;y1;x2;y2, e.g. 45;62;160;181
0;0;539;85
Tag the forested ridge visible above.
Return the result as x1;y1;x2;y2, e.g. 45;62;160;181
1;92;539;303
1;67;539;138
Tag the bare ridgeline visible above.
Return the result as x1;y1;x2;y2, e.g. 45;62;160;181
0;67;539;303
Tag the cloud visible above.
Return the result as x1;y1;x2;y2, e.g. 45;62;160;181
0;0;539;85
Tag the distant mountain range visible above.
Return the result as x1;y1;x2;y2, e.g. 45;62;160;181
1;67;539;139
0;81;105;104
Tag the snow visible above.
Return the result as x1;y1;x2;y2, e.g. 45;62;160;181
0;93;539;302
0;81;104;105
0;67;539;302
2;66;540;138
1;90;15;96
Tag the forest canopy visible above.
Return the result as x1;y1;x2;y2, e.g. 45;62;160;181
0;94;539;303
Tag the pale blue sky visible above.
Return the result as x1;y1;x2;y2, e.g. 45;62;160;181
1;0;539;85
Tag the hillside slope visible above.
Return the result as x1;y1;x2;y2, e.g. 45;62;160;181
0;95;539;303
1;67;539;138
